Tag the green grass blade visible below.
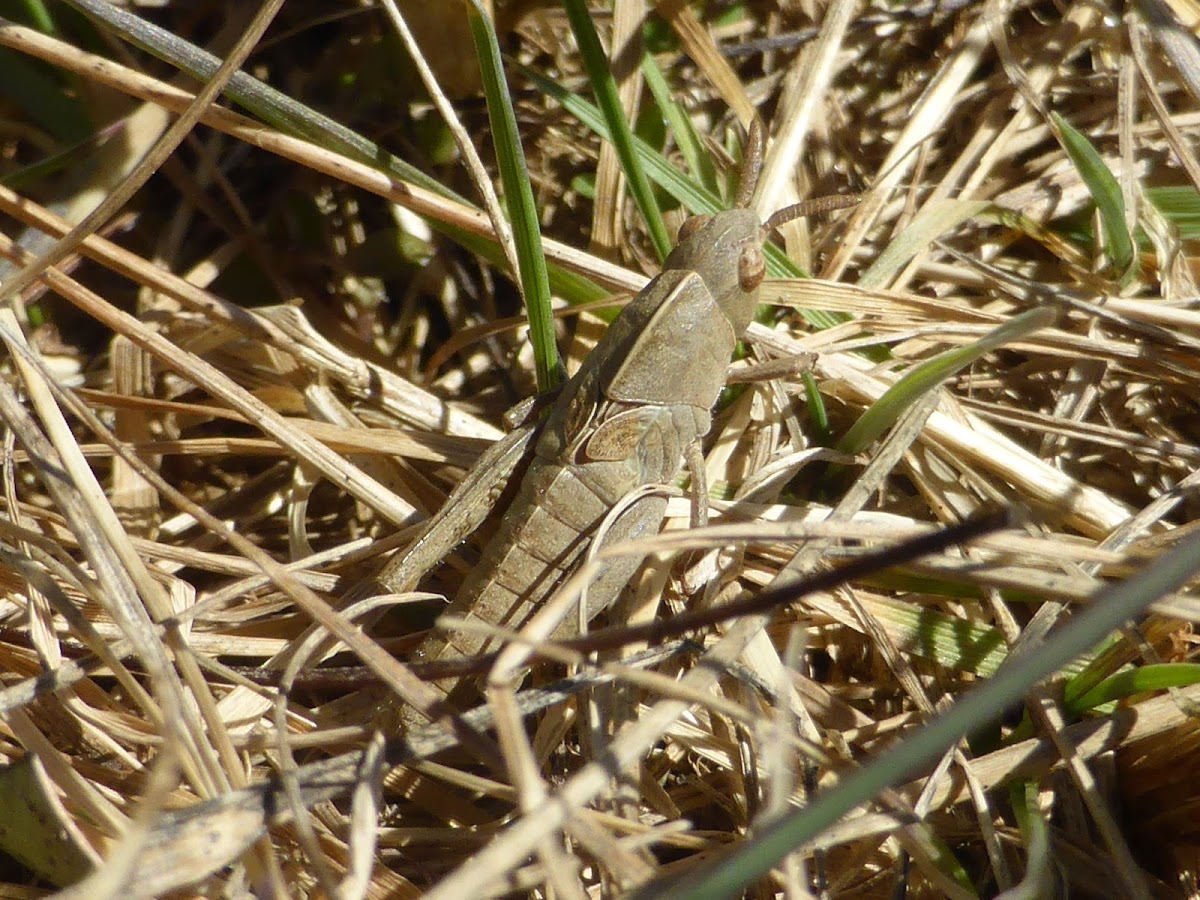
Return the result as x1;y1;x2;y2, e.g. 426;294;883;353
1065;662;1200;716
464;0;559;391
1146;185;1200;238
909;828;977;897
802;371;830;443
0;45;91;141
1007;780;1053;898
563;0;670;261
524;63;723;216
640;52;720;200
1051;111;1136;281
836;307;1055;454
5;1;53;33
640;527;1200;900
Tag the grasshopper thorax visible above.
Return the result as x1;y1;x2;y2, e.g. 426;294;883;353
664;208;765;334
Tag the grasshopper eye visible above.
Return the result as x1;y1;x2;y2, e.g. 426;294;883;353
677;214;712;243
738;245;765;291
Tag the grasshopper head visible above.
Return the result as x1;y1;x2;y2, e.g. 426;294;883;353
665;208;765;335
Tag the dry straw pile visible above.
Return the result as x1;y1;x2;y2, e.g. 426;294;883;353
0;1;1198;896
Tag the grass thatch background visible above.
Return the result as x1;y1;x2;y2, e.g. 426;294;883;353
0;0;1199;896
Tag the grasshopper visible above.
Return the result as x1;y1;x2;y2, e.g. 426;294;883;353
364;129;825;702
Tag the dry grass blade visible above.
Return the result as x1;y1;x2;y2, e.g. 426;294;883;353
0;2;1197;897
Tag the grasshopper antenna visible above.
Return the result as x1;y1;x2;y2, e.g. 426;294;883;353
734;118;766;209
762;194;859;237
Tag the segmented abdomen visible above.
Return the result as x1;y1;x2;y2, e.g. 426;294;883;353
414;402;708;669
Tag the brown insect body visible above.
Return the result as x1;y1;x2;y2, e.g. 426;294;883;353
414;208;767;671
